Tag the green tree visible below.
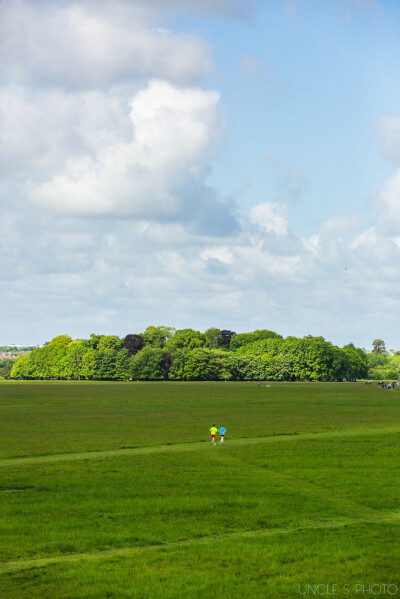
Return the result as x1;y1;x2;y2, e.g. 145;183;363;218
230;330;282;351
10;354;31;379
33;335;72;379
130;346;168;380
96;350;119;379
97;335;123;352
115;349;130;380
87;334;103;349
372;339;386;354
0;359;15;379
80;349;98;380
168;349;235;381
142;326;175;348
204;327;223;349
63;340;88;379
164;329;206;352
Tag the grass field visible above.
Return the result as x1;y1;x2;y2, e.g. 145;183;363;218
0;381;400;598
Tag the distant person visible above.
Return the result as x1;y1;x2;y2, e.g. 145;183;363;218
218;425;227;444
210;424;218;445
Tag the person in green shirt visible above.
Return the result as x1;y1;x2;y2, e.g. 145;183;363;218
210;424;218;445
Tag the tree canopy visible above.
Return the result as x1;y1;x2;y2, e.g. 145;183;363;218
372;339;386;355
10;327;369;382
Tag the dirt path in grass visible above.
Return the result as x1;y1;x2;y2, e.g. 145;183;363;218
1;425;400;468
1;510;399;575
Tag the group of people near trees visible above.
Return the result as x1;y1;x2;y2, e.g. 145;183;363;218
378;381;399;389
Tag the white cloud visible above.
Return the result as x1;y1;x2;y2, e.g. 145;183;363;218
250;202;288;235
201;246;234;263
2;0;400;349
350;226;376;250
302;234;320;254
0;86;132;179
319;214;357;240
0;1;212;89
377;170;400;227
30;80;229;227
2;195;400;347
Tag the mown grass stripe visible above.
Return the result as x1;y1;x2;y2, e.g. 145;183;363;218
1;511;399;575
1;426;400;468
208;452;383;521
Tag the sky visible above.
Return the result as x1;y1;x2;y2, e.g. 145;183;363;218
1;0;400;349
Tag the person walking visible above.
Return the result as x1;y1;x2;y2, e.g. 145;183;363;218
210;424;218;445
218;425;226;444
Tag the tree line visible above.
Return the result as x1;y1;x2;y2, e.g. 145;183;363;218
9;327;368;382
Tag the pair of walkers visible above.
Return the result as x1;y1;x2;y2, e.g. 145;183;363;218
210;424;226;445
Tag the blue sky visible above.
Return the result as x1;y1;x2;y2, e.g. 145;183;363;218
202;0;400;229
1;0;400;349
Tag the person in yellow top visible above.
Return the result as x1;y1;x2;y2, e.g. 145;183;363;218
210;424;218;445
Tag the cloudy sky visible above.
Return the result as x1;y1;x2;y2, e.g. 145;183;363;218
1;0;400;349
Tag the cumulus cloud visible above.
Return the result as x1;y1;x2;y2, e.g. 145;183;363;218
0;0;239;240
201;246;234;264
0;86;134;180
2;0;400;349
250;202;288;235
0;0;212;89
29;80;236;234
2;189;400;347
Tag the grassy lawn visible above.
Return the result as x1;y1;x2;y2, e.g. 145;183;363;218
0;381;399;597
1;381;400;458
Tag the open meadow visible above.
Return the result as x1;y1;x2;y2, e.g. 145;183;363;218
0;381;400;598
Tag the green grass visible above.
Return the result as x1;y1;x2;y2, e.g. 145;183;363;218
0;381;400;597
3;524;399;599
1;381;400;458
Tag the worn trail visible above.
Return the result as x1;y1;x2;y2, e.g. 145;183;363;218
1;510;399;575
1;426;400;468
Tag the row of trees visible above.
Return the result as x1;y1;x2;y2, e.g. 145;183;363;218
367;352;400;381
9;327;368;382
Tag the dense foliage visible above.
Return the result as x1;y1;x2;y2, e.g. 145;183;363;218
367;352;400;381
0;359;15;379
10;327;368;382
